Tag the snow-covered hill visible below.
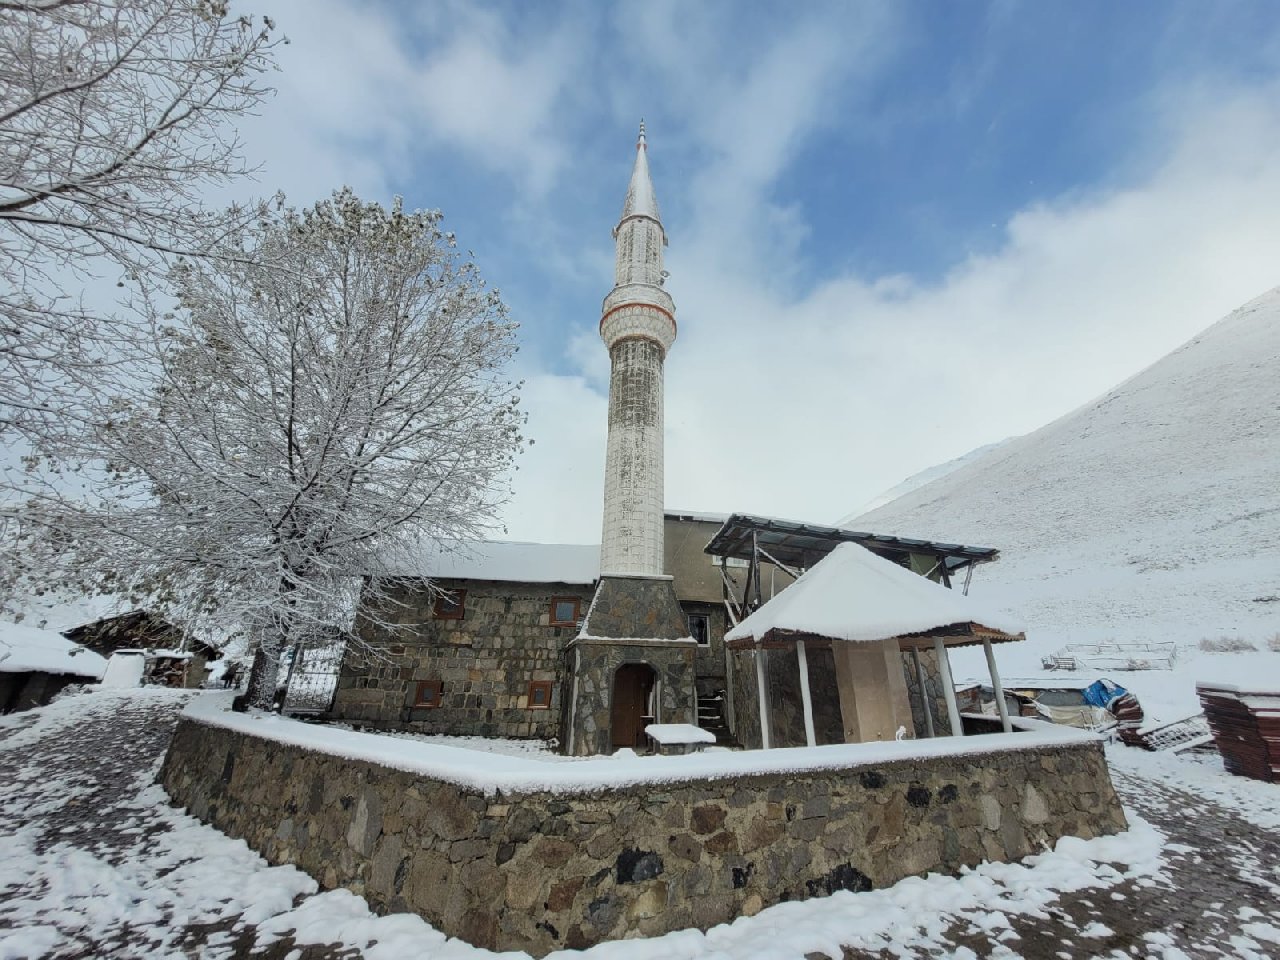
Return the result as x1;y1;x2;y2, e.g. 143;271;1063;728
850;286;1280;694
838;439;1014;521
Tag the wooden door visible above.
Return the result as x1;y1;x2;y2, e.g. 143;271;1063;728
611;663;656;750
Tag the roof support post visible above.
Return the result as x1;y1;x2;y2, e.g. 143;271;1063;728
796;640;817;748
983;638;1013;733
911;646;936;738
754;645;771;749
933;636;964;737
751;531;764;611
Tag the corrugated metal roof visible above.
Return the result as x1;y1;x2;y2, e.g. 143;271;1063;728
702;513;999;571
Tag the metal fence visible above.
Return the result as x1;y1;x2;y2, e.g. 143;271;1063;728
280;643;344;716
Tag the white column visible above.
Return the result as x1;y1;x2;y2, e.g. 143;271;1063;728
983;638;1013;733
796;641;817;748
933;636;964;737
754;646;771;750
911;646;936;738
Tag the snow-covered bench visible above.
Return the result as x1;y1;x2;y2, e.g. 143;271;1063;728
644;723;716;756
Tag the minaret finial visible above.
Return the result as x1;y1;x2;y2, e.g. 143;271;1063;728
638;118;646;147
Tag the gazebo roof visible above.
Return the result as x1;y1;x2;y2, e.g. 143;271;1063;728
724;543;1025;651
704;513;1000;573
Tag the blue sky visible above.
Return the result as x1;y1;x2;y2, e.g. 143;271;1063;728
230;0;1280;542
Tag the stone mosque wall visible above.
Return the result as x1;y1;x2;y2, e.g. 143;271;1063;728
162;714;1127;956
329;578;594;742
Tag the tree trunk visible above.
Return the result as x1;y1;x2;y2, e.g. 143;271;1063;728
237;637;283;712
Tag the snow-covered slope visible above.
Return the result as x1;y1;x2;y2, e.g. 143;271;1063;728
838;439;1014;521
850;286;1280;682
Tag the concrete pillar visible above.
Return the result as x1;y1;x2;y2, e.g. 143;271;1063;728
754;646;771;750
983;638;1013;733
796;641;817;748
934;636;964;737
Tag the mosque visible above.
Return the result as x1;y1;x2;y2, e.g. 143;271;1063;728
328;125;1021;755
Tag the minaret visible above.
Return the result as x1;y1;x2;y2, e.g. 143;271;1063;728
599;121;676;575
566;124;696;756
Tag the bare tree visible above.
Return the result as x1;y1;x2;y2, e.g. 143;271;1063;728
40;190;524;709
0;0;279;437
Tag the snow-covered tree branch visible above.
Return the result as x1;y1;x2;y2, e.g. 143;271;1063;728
28;190;525;709
0;0;279;437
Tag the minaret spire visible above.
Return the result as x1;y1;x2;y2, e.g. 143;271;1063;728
619;118;661;228
598;123;676;576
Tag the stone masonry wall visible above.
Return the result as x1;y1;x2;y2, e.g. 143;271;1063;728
162;716;1128;956
330;579;595;742
565;639;696;756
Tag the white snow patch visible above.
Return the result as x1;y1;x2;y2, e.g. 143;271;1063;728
0;621;106;679
644;723;716;745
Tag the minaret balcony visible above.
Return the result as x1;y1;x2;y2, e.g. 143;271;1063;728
600;297;677;353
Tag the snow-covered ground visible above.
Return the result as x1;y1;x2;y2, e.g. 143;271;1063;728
0;689;1190;960
4;688;1279;959
850;287;1280;725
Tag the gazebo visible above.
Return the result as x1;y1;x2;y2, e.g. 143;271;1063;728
725;542;1025;748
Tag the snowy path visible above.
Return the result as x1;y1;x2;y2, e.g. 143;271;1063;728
1;690;1278;959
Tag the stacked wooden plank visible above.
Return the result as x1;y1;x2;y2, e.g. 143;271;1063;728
1111;693;1148;748
1197;682;1280;782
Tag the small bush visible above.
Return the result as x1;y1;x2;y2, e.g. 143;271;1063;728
1198;636;1257;653
1268;634;1280;653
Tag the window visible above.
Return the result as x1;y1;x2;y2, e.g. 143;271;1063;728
433;589;466;620
549;596;580;627
687;613;710;647
413;679;443;708
528;680;553;709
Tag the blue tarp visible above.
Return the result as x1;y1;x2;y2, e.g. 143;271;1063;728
1083;678;1126;708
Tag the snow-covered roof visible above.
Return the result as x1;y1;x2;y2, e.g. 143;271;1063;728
665;509;731;524
0;621;107;679
382;540;601;585
725;543;1024;648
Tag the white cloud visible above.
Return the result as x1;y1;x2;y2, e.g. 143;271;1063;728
159;4;1280;549
502;79;1280;542
410;6;584;194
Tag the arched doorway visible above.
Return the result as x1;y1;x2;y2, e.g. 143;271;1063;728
611;663;657;751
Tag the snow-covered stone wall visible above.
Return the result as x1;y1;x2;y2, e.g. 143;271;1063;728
161;715;1127;955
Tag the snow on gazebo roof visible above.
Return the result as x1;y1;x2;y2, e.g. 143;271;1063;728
724;542;1024;650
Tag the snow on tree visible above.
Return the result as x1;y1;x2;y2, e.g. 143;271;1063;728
36;190;525;709
0;0;279;439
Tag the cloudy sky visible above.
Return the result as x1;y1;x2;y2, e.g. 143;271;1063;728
229;0;1280;544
